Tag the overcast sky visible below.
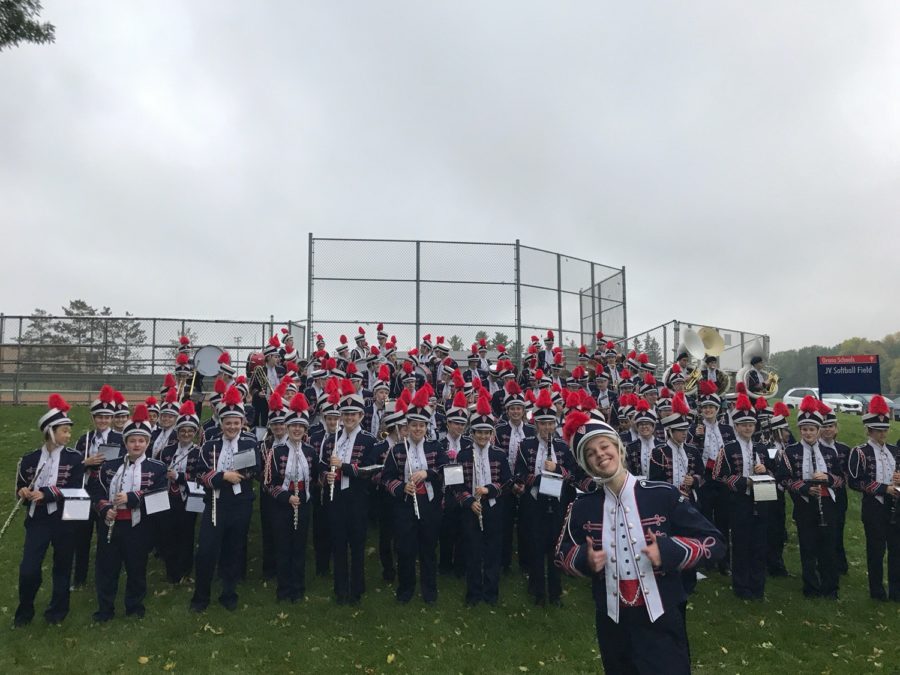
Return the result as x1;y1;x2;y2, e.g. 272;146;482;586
3;1;899;354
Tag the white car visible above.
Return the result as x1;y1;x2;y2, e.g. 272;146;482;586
781;387;864;414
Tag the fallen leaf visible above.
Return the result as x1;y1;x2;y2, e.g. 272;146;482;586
138;656;149;665
387;653;395;664
721;646;728;654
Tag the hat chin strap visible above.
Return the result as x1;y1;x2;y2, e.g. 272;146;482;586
591;465;626;486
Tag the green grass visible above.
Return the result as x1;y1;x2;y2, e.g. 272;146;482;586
0;406;898;674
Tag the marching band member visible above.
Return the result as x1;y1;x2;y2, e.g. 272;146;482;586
515;389;581;606
439;392;471;578
349;326;369;363
537;330;555;370
818;401;851;575
464;348;488;388
690;380;735;576
14;395;84;627
764;403;794;577
848;396;899;601
145;396;160;431
365;365;391;437
309;388;342;577
494;380;535;574
157;401;201;584
713;394;773;599
88;405;166;622
373;399;408;582
250;336;285;429
626;400;659;478
452;391;512;606
555;410;724;674
745;355;768;397
777;396;841;599
112;390;129;434
148;388;178;459
320;379;379;605
266;394;317;602
650;393;705;600
72;384;123;589
190;386;260;612
259;391;289;581
382;387;449;604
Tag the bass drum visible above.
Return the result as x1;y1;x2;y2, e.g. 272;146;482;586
246;351;266;377
193;345;224;377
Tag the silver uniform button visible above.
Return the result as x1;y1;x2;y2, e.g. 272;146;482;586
635;554;641;561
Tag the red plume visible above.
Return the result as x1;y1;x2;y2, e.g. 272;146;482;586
269;335;281;348
162;374;175;390
672;392;691;416
554;352;563;366
214;379;227;395
451;391;468;408
699;380;717;396
799;395;819;414
636;399;650;413
736;382;747;394
165;388;178;404
346;361;358;376
437;336;444;345
606;341;615;350
218;351;231;365
269;391;284;412
178;400;196;416
279;375;293;388
551;383;561;393
816;400;831;415
659;387;672;399
497;344;506;354
340;378;356;396
327;390;341;406
398;389;412;406
525;389;536;404
176;353;189;366
735;393;753;412
546;330;554;340
562;410;590;443
281;327;289;335
452;369;465;388
285;361;299;374
638;354;649;365
535;389;554;409
505;380;522;396
479;338;487;348
395;398;409;415
113;390;125;406
131;404;149;424
377;323;383;331
358;326;365;335
643;374;657;387
672;363;681;374
870;395;890;416
621;368;632;379
571;366;585;379
579;345;587;356
317;334;324;342
325;377;339;395
144;396;158;407
235;375;247;385
370;346;380;356
375;364;389;382
596;331;604;339
773;402;791;418
403;361;413;375
756;397;769;411
339;335;348;345
290;393;309;413
580;393;596;412
531;335;538;342
553;346;562;355
223;385;242;406
48;393;70;413
535;368;545;379
179;335;190;346
408;348;419;357
627;351;636;360
476;391;493;416
411;387;431;408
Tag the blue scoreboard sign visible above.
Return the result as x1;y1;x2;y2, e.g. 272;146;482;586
817;355;881;395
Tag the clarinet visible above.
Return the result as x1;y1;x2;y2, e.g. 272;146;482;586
0;458;48;542
329;431;339;503
293;478;300;531
211;445;218;528
476;493;484;532
107;456;131;543
406;441;421;520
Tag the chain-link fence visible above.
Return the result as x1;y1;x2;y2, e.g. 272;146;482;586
617;320;769;375
307;235;627;362
0;314;305;404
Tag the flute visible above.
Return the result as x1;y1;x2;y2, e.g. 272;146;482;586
212;445;218;527
0;459;47;542
107;456;131;543
293;465;300;531
411;482;421;520
476;493;483;532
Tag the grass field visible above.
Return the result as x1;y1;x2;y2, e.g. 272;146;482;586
0;406;898;674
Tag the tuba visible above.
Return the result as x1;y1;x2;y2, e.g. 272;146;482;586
679;327;726;395
736;339;778;399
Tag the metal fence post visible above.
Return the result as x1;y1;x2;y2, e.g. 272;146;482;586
621;266;628;340
415;240;421;346
14;317;22;404
556;253;563;346
672;321;680;366
151;318;157;375
514;240;522;369
307;232;315;358
590;263;597;343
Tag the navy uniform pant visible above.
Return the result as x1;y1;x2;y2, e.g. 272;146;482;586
595;606;691;675
273;500;311;601
158;497;196;583
259;490;277;579
699;476;730;571
439;496;464;576
766;488;788;574
462;500;502;604
834;487;849;574
520;492;564;602
378;488;396;580
329;490;368;602
16;515;75;624
71;509;97;586
861;497;900;600
793;497;839;598
95;517;151;618
192;497;252;607
729;494;768;598
393;493;441;602
311;484;331;575
501;492;528;572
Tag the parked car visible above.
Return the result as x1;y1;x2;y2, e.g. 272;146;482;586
780;387;864;414
844;394;898;420
892;397;900;421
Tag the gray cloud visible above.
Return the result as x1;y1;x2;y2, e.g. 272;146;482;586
3;1;899;352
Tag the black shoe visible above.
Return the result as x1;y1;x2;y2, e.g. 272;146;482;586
335;596;349;606
189;600;208;613
92;611;114;623
44;611;67;625
219;597;238;611
549;598;563;607
465;599;479;608
533;595;546;607
485;598;498;607
382;570;396;582
396;595;412;605
768;567;790;577
126;606;146;619
423;598;436;606
13;614;33;628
